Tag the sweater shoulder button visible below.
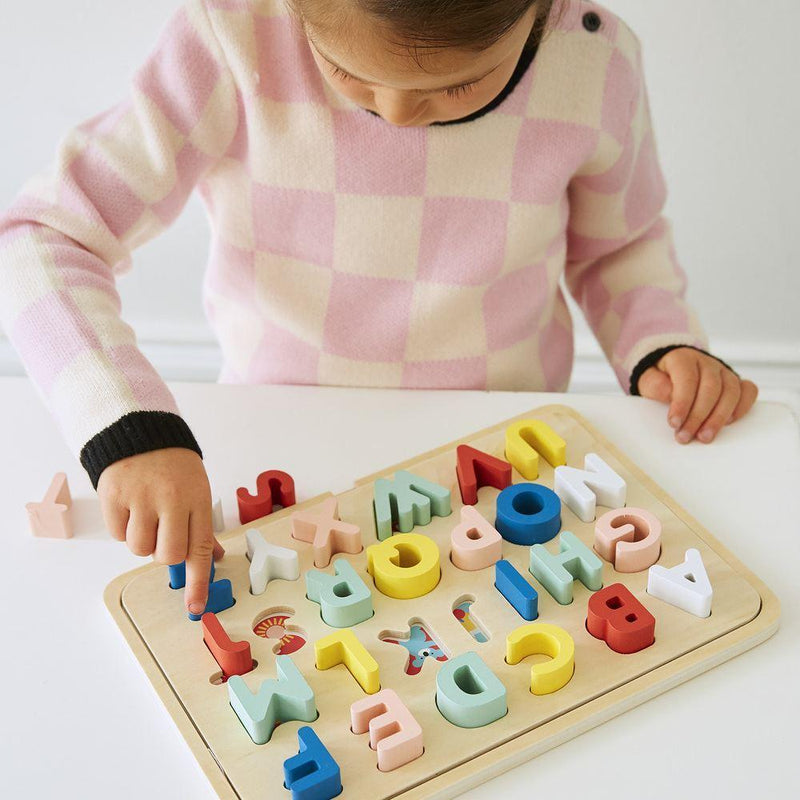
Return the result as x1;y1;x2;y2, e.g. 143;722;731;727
582;11;602;32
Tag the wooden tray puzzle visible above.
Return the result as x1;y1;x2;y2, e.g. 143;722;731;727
105;405;780;799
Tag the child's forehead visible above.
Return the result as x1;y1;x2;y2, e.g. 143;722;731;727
304;5;534;88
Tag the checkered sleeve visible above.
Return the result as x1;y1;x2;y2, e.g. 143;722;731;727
0;0;238;486
564;26;708;394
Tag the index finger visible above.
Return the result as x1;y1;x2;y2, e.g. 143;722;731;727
185;502;215;617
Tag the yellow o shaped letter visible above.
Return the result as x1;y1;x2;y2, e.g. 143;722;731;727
366;533;440;599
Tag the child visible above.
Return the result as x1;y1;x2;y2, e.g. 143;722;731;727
0;0;757;615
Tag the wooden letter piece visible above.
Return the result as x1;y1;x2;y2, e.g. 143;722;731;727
366;533;440;600
315;629;380;694
291;496;362;567
373;470;451;541
506;623;575;695
648;548;713;618
245;529;300;595
587;583;656;654
26;472;73;539
284;727;342;799
495;559;539;621
504;420;566;480
351;689;423;772
236;470;296;525
495;482;561;546
211;497;224;533
201;612;253;679
455;444;512;505
554;453;626;523
450;506;503;571
306;559;373;628
530;531;603;605
594;507;662;572
436;652;507;729
228;656;316;745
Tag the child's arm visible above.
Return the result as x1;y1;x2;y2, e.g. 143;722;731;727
0;0;237;612
564;24;756;443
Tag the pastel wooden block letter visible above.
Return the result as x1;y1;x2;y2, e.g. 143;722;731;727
246;529;300;595
436;652;507;728
26;472;73;539
306;559;374;627
373;470;452;541
594;507;661;572
350;688;424;772
228;656;316;745
647;548;712;618
530;530;603;605
554;453;626;523
291;496;362;568
211;497;224;533
450;506;503;571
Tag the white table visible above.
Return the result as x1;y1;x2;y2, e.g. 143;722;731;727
1;377;798;799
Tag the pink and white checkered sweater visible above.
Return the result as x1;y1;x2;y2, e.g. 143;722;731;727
0;0;708;486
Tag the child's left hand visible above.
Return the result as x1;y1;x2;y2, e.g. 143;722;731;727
636;347;758;444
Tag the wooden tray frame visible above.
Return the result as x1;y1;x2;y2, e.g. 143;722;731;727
105;405;780;799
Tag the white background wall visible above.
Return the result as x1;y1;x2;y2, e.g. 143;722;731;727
1;0;798;390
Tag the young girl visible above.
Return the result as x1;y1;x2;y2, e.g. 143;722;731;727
0;0;757;615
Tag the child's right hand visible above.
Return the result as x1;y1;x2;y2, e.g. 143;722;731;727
97;448;224;616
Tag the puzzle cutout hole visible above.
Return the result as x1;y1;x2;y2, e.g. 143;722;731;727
378;616;450;676
210;660;259;686
452;595;491;644
252;607;307;655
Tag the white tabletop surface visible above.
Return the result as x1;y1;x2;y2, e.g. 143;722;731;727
0;376;798;799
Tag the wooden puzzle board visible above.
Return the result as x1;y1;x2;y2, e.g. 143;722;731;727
105;405;779;800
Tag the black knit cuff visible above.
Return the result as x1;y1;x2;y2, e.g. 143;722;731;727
630;345;739;396
79;410;203;490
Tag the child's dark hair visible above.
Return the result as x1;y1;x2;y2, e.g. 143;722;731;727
288;0;560;55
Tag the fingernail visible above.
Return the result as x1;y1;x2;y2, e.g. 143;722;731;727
698;429;713;443
677;430;692;444
189;603;204;615
669;416;681;429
